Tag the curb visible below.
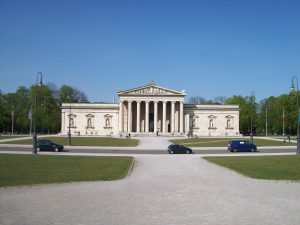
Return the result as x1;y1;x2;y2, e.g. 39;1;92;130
127;158;135;177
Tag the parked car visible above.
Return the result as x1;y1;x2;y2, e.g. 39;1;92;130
36;139;64;152
228;140;257;152
168;144;192;154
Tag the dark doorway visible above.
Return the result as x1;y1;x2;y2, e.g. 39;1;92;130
149;113;154;132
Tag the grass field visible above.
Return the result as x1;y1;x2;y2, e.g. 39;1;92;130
273;137;296;141
0;135;29;140
170;138;296;147
204;155;300;180
1;136;139;147
0;154;134;187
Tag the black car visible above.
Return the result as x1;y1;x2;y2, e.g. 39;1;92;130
228;140;257;152
168;144;192;154
36;139;64;152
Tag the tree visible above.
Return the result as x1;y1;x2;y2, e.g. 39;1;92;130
0;83;89;134
225;95;250;135
73;87;89;103
214;96;227;104
0;90;7;133
188;96;220;105
15;86;31;133
59;85;89;104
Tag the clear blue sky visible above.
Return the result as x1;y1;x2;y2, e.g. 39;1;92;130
0;0;299;103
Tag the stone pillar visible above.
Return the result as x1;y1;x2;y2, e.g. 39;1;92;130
171;101;175;133
119;101;123;132
180;101;184;133
185;114;190;135
136;101;141;132
61;112;65;133
163;101;167;133
145;101;149;132
154;101;158;133
128;100;132;133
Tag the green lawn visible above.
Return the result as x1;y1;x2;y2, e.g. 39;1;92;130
272;137;297;141
204;155;300;180
0;154;134;187
0;135;29;140
1;136;139;147
170;138;296;147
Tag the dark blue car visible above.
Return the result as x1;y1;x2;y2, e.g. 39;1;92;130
36;139;64;152
228;140;257;152
168;144;192;154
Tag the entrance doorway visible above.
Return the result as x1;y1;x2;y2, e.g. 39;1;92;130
149;113;154;132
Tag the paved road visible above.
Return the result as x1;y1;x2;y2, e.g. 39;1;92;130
0;145;296;155
1;155;299;225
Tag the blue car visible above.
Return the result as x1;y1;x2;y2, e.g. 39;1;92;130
168;144;192;154
228;140;257;152
36;139;64;152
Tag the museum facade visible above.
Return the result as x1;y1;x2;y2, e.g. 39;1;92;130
61;82;240;136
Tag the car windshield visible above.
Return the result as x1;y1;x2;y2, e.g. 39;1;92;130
39;140;52;145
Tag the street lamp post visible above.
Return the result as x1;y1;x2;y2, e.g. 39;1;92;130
265;100;268;136
33;72;43;154
250;91;255;144
290;76;300;155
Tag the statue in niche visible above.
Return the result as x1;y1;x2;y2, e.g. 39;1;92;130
209;119;214;128
227;119;231;128
87;118;92;127
69;118;74;127
105;118;111;127
192;119;196;128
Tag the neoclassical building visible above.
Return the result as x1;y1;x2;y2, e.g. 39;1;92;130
61;82;240;136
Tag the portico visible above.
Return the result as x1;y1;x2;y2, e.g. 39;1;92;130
119;100;184;134
118;82;186;134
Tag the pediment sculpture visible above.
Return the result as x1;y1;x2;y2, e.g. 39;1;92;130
130;87;173;95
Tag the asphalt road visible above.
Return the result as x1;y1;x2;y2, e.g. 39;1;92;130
0;145;296;155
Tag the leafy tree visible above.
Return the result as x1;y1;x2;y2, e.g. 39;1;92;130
0;83;88;134
188;96;221;105
59;85;89;104
225;95;252;135
0;90;8;133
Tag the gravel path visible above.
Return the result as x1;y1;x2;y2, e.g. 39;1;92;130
134;136;173;149
1;155;300;225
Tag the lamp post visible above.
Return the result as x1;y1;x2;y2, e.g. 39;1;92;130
290;76;300;155
67;95;72;146
32;72;43;154
250;91;255;144
265;100;268;137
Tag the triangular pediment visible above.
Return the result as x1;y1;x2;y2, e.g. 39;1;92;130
118;83;185;96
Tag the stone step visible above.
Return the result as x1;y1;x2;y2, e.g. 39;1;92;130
120;132;185;137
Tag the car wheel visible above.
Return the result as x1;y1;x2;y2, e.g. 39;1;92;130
170;150;175;154
54;147;59;152
251;148;256;152
36;147;40;152
234;149;238;152
186;150;191;154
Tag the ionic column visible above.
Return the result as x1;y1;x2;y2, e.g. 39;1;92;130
119;101;123;132
136;101;141;132
145;101;149;132
154;101;158;133
180;101;184;133
171;101;175;133
128;100;132;133
163;101;167;133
